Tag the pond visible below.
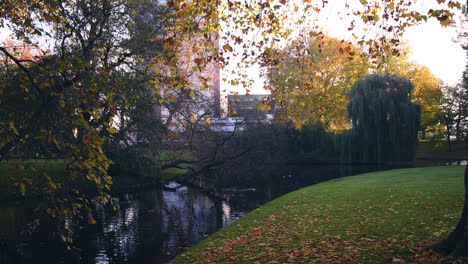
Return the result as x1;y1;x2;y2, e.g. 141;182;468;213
0;162;459;263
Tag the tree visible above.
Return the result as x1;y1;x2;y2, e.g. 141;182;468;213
269;35;369;131
0;0;171;245
431;4;468;255
0;49;66;160
410;66;444;139
345;73;420;163
439;84;468;151
381;48;444;138
103;1;172;178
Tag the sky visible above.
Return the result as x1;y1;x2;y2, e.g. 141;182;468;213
319;0;467;87
403;19;466;86
318;0;467;87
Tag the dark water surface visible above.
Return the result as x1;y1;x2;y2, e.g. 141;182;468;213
0;162;459;264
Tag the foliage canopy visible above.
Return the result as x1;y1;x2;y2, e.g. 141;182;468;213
344;73;420;163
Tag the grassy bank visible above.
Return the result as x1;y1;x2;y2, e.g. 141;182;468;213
0;159;165;202
0;163;68;201
157;150;192;180
172;166;466;263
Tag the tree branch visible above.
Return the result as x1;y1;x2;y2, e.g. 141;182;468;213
0;46;41;94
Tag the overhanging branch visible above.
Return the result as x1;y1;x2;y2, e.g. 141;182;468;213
0;46;41;94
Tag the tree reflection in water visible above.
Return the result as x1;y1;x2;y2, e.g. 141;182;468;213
75;185;243;264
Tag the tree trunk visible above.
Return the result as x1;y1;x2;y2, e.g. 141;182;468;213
447;120;453;152
431;165;468;256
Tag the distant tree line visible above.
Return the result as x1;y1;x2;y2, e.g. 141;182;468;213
281;73;420;164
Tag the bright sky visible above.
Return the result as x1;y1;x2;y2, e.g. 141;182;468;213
403;19;466;86
318;0;467;87
0;29;10;42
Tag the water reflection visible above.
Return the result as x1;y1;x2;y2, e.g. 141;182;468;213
72;185;242;264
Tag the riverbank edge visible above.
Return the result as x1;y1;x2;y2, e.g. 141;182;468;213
170;166;466;263
0;172;164;204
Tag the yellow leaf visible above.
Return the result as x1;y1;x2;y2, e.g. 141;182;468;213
9;121;19;136
19;183;25;196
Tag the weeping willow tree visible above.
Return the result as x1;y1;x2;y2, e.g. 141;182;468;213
343;73;420;163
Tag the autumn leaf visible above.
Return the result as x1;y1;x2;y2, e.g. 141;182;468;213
82;135;91;144
222;43;233;52
9;121;19;136
42;13;53;22
194;57;203;67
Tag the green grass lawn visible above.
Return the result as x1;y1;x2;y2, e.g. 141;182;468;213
160;167;189;180
0;159;65;165
171;166;467;263
0;163;68;201
0;154;190;200
158;150;193;180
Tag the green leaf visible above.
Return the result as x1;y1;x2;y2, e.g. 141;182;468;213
109;127;117;134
